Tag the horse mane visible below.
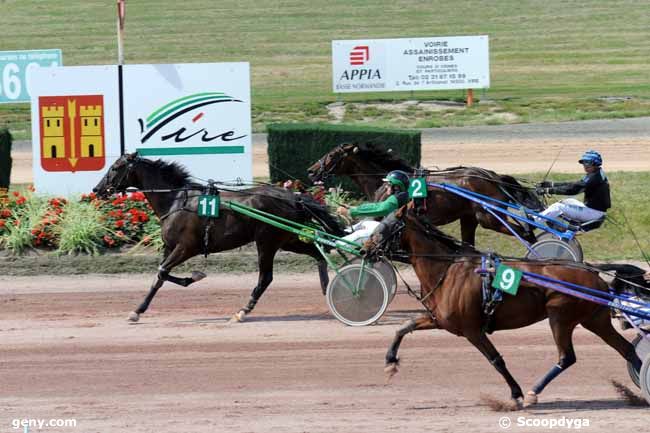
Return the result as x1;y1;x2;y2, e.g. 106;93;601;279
144;158;193;187
353;142;414;172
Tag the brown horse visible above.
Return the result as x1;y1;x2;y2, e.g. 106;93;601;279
93;153;344;323
307;142;543;245
366;206;641;407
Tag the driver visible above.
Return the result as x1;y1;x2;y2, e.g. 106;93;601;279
535;150;610;226
336;170;410;245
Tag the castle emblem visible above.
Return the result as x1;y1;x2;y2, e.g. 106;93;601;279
39;95;105;172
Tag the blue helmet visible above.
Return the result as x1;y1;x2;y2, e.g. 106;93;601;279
578;150;602;166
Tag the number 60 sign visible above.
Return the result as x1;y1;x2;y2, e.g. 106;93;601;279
0;49;62;103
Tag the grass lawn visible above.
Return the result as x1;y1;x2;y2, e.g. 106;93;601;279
2;0;650;138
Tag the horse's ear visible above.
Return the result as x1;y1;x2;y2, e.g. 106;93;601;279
126;152;138;161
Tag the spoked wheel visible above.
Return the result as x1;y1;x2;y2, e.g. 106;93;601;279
326;263;389;326
629;334;650;388
535;232;584;261
525;239;582;262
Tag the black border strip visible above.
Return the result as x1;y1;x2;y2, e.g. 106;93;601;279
118;64;125;155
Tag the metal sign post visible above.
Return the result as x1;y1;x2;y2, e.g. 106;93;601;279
117;0;126;65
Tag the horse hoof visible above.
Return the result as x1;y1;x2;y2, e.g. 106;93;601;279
128;312;140;322
523;391;538;407
384;363;399;382
192;271;207;282
230;310;246;323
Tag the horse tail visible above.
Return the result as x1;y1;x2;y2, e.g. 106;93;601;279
300;196;346;236
594;263;650;297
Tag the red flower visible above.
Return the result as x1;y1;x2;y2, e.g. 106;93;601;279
12;191;19;197
16;196;26;205
115;220;125;228
116;230;125;238
0;219;5;228
1;209;10;218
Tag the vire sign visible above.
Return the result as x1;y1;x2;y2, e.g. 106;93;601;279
123;63;252;185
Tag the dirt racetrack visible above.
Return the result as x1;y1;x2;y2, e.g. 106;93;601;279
2;271;648;433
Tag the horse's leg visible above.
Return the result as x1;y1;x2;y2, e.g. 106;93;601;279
231;243;278;323
581;308;642;379
460;216;479;245
524;314;578;406
129;244;203;322
465;332;524;405
385;315;438;380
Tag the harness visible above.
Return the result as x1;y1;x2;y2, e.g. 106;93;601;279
476;253;504;334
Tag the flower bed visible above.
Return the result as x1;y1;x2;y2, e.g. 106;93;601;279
0;188;160;254
0;182;352;255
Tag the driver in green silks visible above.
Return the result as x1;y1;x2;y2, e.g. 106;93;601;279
336;170;410;245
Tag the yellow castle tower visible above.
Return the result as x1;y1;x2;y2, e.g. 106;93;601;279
80;104;103;158
42;106;65;159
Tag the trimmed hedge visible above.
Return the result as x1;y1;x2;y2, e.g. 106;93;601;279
267;123;421;195
0;128;12;189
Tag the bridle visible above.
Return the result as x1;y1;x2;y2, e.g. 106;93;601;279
100;155;140;196
311;144;353;181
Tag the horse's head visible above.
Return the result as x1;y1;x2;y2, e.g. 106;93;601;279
93;152;141;198
307;143;359;182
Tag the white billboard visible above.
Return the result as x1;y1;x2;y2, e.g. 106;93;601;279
332;35;489;93
30;63;251;195
123;63;251;185
30;65;120;195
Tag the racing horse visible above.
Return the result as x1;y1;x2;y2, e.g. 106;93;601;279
307;142;543;245
365;206;641;407
93;153;344;323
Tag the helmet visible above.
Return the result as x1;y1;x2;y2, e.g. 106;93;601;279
382;170;409;191
578;150;602;166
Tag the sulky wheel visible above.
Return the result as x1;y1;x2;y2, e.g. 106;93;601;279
372;258;398;302
629;334;650;389
326;263;389;327
525;239;581;262
628;335;643;388
348;258;398;303
535;232;584;262
640;353;650;405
